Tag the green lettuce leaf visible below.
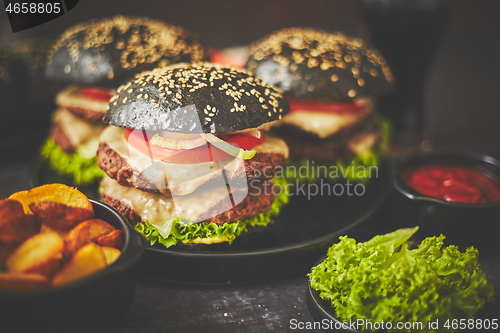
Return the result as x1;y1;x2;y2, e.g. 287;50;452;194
286;115;391;183
309;227;495;333
40;139;105;186
135;177;289;248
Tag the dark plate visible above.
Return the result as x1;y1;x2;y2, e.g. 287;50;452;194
34;156;391;284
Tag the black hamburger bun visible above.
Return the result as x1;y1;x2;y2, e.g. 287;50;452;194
45;16;209;87
104;62;289;133
246;27;393;100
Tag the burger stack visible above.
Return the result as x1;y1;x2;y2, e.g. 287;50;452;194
96;63;290;247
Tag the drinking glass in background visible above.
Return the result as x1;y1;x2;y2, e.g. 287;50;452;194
359;0;451;152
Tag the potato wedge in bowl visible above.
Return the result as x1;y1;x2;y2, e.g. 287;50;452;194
0;185;145;331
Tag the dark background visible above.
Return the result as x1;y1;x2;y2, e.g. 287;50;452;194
1;0;500;154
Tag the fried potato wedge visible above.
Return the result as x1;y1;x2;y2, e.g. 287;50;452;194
52;243;107;286
0;201;39;244
39;223;68;239
6;232;64;277
97;230;123;249
0;273;49;291
0;243;19;270
101;246;121;266
0;214;38;243
0;198;24;217
63;219;116;257
8;183;93;215
29;201;94;229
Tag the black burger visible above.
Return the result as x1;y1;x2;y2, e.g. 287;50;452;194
246;28;393;182
41;16;208;185
97;62;290;247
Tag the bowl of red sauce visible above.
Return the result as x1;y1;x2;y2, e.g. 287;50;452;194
393;149;500;248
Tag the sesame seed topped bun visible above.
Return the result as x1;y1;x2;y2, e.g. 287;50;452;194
104;62;289;134
246;28;393;100
45;16;208;86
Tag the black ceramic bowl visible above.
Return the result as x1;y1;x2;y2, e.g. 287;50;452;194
0;199;145;333
393;149;500;249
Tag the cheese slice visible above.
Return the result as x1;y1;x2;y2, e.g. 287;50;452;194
101;176;247;238
347;132;379;156
277;98;373;139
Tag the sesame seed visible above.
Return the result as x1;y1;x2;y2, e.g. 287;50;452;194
348;89;356;97
330;74;339;82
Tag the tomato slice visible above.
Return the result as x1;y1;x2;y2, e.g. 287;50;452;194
218;131;264;151
125;129;264;164
81;87;114;102
287;97;367;115
210;49;245;69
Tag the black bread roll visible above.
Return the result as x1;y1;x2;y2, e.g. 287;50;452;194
45;16;208;87
104;62;289;134
246;27;393;100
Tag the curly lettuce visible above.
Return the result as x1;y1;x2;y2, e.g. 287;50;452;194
40;139;105;186
135;177;289;248
286;116;391;183
309;227;494;333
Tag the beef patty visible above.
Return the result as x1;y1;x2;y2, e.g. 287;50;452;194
97;142;286;195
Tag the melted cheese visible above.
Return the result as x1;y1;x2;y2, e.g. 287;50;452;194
53;108;107;157
101;126;288;196
348;132;378;155
56;86;111;113
278;98;373;139
101;175;247;239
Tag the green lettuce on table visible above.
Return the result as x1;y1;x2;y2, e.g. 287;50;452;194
309;227;494;333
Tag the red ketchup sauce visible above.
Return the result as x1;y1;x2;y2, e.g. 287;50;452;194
403;165;500;204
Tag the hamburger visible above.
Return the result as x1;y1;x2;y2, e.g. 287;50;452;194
41;16;208;185
246;28;393;182
97;63;290;247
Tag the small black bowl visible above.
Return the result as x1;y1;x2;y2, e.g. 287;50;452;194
0;199;145;333
393;149;500;249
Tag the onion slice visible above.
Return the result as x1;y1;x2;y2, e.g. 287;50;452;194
204;134;256;160
149;132;207;150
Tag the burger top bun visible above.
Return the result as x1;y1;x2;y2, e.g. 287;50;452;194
246;28;393;100
104;62;289;134
45;16;208;86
